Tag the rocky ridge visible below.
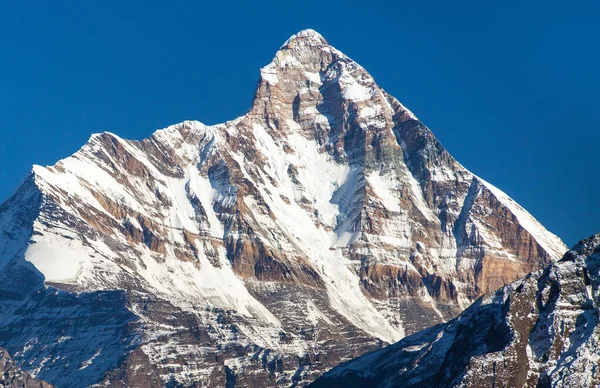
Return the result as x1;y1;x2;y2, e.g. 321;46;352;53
0;29;566;386
312;233;600;387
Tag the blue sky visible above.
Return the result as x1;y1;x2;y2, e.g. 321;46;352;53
0;0;598;246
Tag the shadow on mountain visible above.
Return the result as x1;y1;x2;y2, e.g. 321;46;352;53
0;260;138;387
0;177;138;387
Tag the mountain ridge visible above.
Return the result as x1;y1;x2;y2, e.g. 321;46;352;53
311;232;600;387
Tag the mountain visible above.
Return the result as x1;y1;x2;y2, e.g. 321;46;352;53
0;29;566;387
311;233;600;387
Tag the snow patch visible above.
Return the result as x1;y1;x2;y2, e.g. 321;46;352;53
260;64;279;85
341;81;372;102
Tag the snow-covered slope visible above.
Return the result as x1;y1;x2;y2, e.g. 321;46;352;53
312;233;600;388
0;29;566;387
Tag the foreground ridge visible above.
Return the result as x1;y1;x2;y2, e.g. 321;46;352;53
0;29;566;386
312;233;600;387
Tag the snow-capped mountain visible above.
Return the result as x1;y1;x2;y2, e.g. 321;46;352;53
311;233;600;387
0;29;566;387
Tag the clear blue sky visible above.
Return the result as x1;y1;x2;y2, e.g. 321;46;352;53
1;1;598;246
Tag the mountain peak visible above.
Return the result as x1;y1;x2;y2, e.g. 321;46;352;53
262;28;342;77
280;28;328;49
561;232;600;262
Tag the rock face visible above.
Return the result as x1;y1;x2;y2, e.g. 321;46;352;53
311;234;600;388
0;29;566;386
0;347;53;388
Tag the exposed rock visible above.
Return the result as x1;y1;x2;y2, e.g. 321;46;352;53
312;234;600;388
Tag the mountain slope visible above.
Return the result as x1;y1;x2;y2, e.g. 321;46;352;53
311;233;600;387
0;29;566;386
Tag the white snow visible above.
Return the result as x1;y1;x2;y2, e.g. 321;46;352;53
124;216;142;231
367;171;401;213
280;29;327;48
341;80;372;102
359;105;381;119
25;228;95;283
304;71;322;84
78;348;101;370
260;64;279;85
305;299;334;326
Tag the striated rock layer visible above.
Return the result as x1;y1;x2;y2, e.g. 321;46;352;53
0;29;566;386
312;233;600;387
